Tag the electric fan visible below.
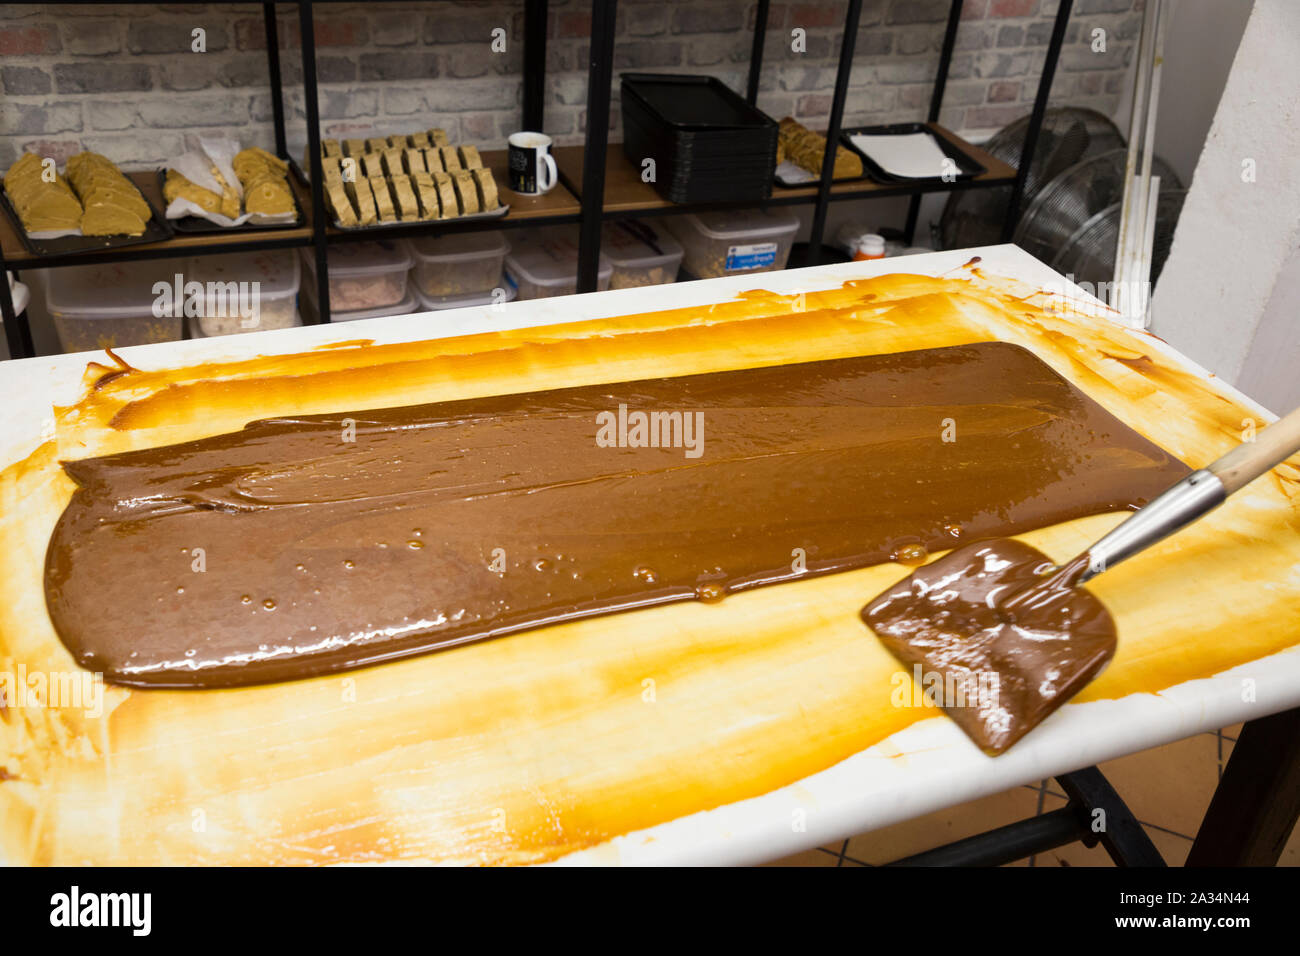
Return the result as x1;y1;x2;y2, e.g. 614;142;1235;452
1013;148;1182;267
936;107;1125;250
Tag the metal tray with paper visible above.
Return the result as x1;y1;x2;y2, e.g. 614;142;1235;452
1;246;1297;865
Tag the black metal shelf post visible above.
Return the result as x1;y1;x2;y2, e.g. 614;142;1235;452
0;242;32;360
902;0;964;245
299;1;331;324
264;2;288;159
576;0;617;293
745;0;771;106
806;0;863;266
1003;0;1074;241
523;0;549;132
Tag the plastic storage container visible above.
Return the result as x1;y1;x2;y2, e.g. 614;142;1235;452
302;277;417;323
666;209;799;278
45;260;184;352
504;228;612;299
187;309;301;338
299;239;412;313
603;221;683;289
408;231;510;301
186;250;301;336
413;284;517;312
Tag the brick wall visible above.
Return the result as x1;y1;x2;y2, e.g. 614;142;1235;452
0;0;1142;171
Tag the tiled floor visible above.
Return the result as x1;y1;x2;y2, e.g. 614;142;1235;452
763;724;1300;867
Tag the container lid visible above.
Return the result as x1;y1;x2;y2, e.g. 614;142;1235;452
601;221;684;268
187;250;301;300
413;282;517;312
679;208;799;241
857;234;886;255
45;260;183;318
300;239;412;279
408;231;510;265
304;277;417;322
504;229;612;287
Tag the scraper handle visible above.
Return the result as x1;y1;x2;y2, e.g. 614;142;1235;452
1206;405;1300;494
1072;404;1300;585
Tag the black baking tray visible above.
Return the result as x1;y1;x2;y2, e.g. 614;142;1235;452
622;108;774;168
0;185;174;258
156;169;303;233
839;123;986;183
621;135;773;203
620;75;777;204
620;73;778;135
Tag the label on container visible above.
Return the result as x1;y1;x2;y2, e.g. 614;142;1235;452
725;242;779;272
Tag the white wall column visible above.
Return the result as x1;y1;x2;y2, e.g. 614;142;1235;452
1149;0;1300;413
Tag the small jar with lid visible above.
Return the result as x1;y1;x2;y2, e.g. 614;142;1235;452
853;234;886;261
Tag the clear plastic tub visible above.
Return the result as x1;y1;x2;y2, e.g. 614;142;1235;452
408;231;510;301
187;250;301;336
665;209;799;278
188;309;301;338
603;221;683;289
302;277;417;323
299;239;412;313
504;228;612;299
413;283;517;312
44;260;184;352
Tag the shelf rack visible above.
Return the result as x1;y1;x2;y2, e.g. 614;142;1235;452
0;0;1074;361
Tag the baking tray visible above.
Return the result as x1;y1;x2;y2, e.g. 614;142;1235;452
0;184;174;258
289;158;510;230
620;73;778;135
156;169;304;233
621;114;774;204
621;110;774;172
839;123;986;183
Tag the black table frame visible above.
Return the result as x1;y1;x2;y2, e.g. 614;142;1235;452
879;707;1300;867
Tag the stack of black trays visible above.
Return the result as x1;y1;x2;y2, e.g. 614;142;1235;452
621;73;778;204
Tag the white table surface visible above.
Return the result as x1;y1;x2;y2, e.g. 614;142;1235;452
3;244;1296;866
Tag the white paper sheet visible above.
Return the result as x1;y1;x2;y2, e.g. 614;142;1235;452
163;138;297;228
849;131;950;179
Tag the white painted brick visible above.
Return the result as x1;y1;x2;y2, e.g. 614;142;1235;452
0;101;82;135
62;19;123;56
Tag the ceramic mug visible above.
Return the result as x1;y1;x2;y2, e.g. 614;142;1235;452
508;131;558;195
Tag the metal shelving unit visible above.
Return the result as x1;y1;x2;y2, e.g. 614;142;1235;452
0;0;1073;360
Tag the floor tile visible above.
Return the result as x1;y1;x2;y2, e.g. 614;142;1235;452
1143;823;1193;866
846;786;1042;865
1097;733;1220;838
761;846;844;867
